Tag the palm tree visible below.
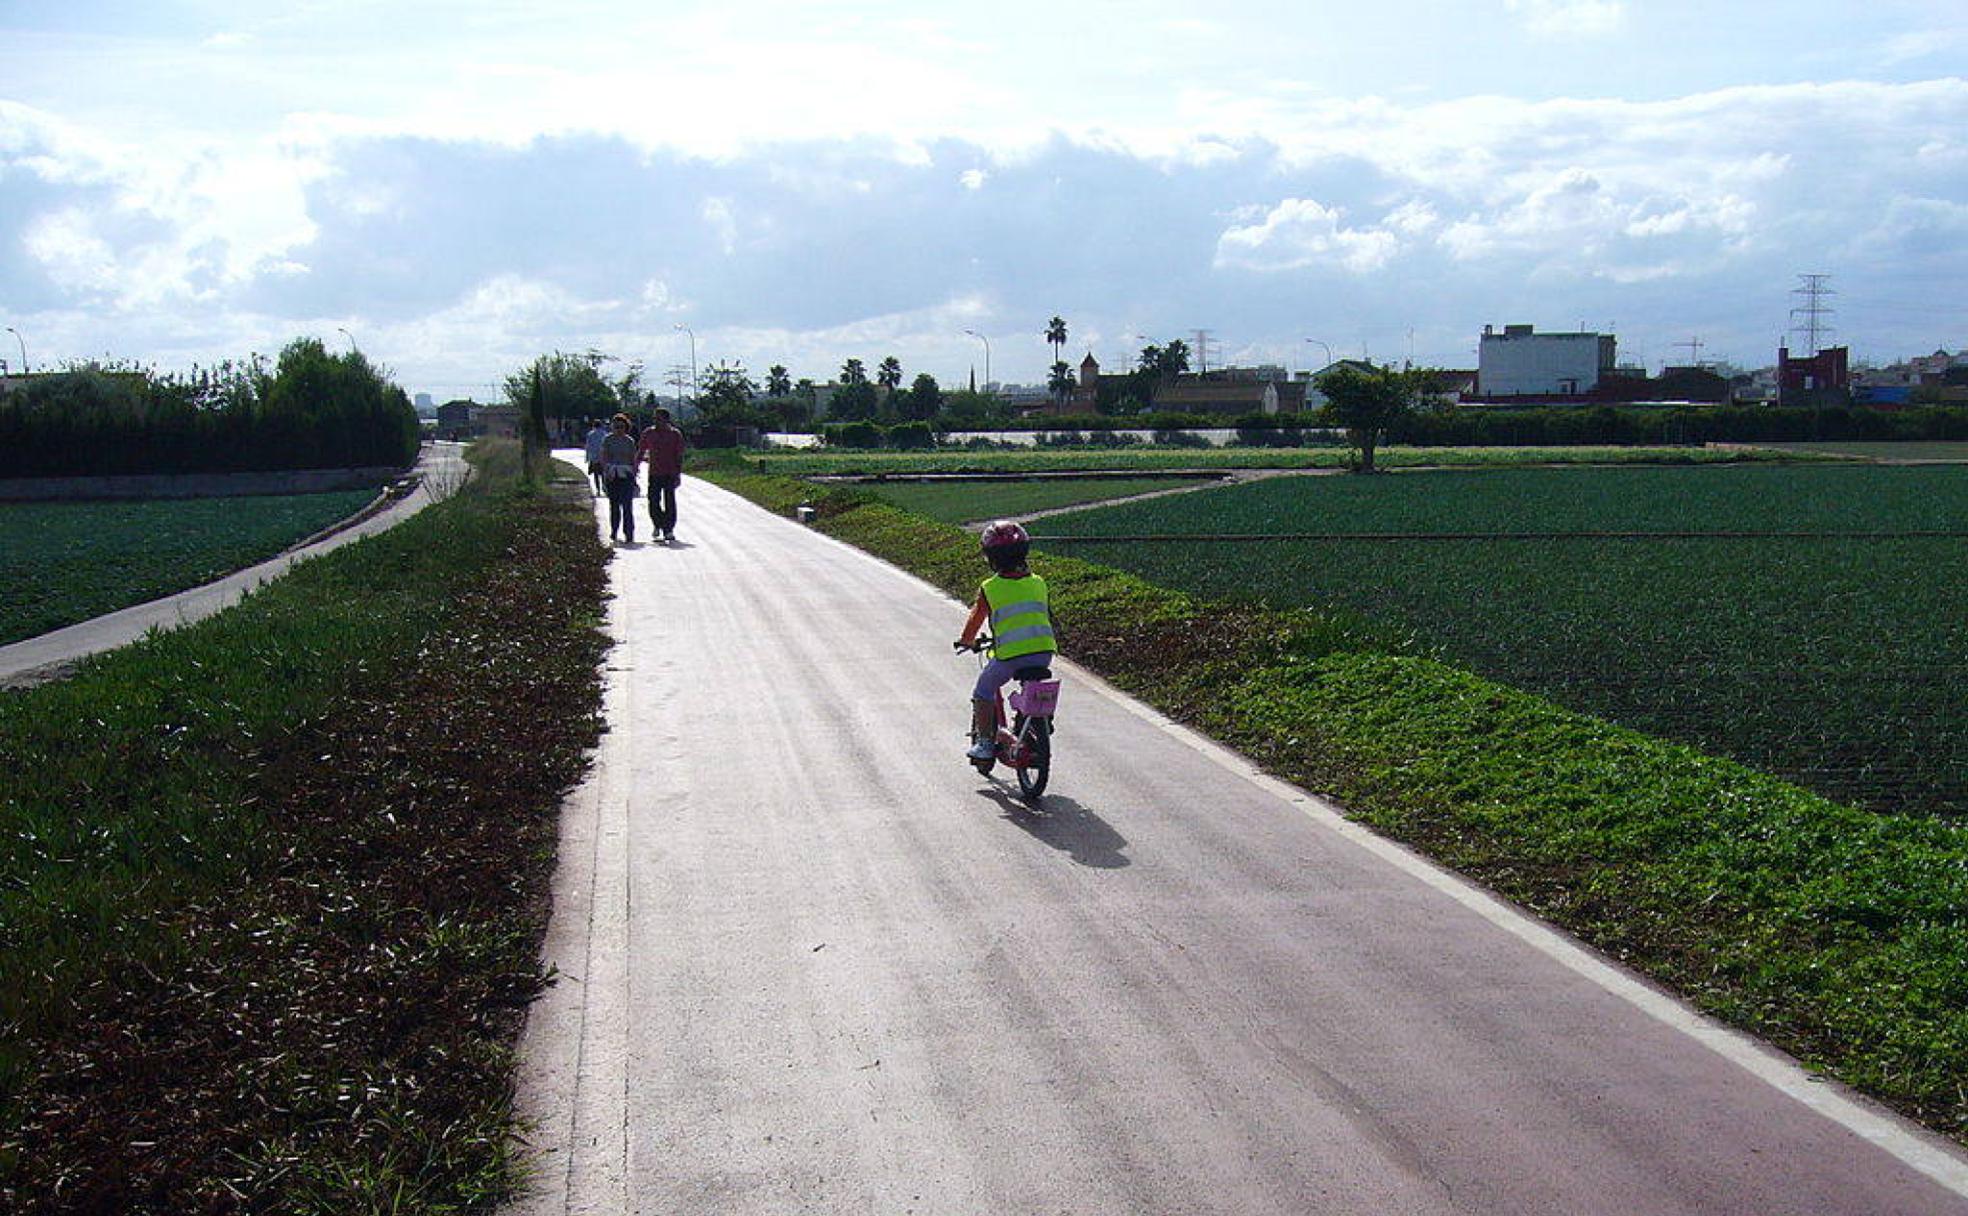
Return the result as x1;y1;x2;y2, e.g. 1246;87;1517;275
840;357;868;385
877;356;903;392
1045;316;1068;369
1047;360;1076;405
767;364;792;397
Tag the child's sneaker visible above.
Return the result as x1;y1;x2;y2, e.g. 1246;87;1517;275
965;737;997;762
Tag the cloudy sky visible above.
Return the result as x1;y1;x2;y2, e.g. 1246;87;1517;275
3;0;1966;400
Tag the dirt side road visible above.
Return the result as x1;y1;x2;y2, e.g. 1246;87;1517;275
509;470;1968;1215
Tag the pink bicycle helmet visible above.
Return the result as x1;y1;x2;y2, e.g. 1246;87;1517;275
980;519;1030;571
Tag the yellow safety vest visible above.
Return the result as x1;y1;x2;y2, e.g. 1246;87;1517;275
983;574;1054;661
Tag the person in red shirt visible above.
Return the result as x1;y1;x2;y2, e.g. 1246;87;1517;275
636;407;688;543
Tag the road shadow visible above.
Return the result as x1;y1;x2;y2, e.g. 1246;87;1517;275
974;786;1130;869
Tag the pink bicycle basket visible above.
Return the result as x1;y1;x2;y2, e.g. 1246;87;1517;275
1010;680;1062;717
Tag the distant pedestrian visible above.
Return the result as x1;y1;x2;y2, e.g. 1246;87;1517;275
582;417;610;497
599;414;639;543
637;407;688;543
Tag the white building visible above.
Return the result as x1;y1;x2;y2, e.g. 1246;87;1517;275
1477;324;1616;397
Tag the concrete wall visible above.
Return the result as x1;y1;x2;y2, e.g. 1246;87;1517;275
1479;329;1615;396
0;465;404;502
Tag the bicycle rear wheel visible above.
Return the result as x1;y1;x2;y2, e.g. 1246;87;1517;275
1015;715;1051;801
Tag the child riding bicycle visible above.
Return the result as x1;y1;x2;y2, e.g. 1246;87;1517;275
954;520;1055;762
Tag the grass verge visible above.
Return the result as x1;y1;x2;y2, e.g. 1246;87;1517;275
699;453;1968;1147
0;440;610;1211
858;476;1209;525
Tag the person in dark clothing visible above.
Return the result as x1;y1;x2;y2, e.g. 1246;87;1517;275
598;413;640;543
637;407;688;543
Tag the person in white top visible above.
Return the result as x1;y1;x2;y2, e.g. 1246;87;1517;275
582;418;610;498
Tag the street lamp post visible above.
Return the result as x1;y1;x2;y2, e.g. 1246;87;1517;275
336;327;358;355
5;326;26;374
962;329;990;390
673;324;697;405
1304;338;1334;370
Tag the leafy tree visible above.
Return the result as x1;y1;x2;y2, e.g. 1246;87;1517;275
940;388;1005;428
767;364;793;398
1126;339;1192;408
904;371;943;421
697;360;758;424
505;352;616;425
267;338;421;469
1048;360;1075;403
764;394;812;430
831;379;879;421
610;360;646;410
1317;362;1433;473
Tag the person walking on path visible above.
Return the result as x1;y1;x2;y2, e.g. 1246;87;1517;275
582;418;610;498
637;406;688;543
599;414;640;543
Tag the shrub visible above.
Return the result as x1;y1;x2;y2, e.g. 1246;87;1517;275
886;420;936;450
821;420;884;449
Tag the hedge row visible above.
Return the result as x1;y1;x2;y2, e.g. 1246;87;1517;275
0;345;421;478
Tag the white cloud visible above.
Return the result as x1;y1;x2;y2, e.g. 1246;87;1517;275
701;197;738;255
1504;0;1626;38
1215;199;1401;274
1385;200;1441;236
959;169;987;190
1877;26;1968;66
23;208;119;294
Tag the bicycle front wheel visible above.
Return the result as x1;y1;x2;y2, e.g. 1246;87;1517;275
1015;716;1051;801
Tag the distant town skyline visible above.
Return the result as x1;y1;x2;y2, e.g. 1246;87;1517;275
2;0;1965;401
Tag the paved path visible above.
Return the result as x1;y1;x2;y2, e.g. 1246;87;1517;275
508;468;1968;1215
0;443;466;687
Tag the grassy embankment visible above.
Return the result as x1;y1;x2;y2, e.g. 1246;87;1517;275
0;490;380;645
699;453;1968;1148
0;441;609;1212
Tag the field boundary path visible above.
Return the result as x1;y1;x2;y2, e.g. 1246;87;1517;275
0;442;468;688
507;462;1968;1215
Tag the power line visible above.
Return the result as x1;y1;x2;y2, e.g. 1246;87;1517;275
1191;328;1216;375
1790;273;1835;355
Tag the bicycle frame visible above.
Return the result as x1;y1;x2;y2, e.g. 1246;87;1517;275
958;635;1061;798
994;675;1061;770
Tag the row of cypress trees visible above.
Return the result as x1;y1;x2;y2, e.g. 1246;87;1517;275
0;338;422;478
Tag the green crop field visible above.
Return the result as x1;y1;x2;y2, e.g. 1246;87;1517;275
1758;441;1968;462
1038;465;1968;817
860;476;1208;525
0;491;377;646
751;444;1804;479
